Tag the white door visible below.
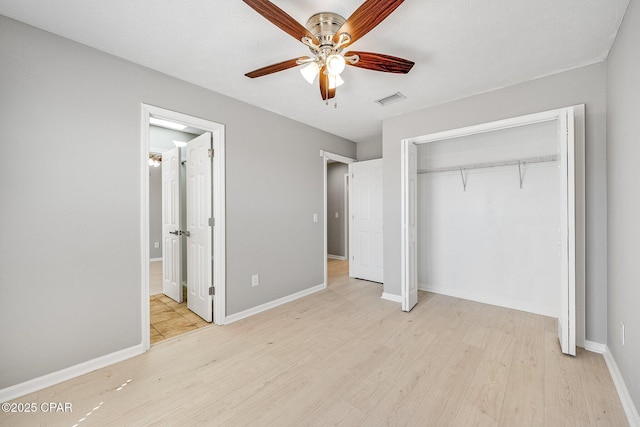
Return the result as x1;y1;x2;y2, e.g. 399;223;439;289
161;148;182;303
558;109;576;356
402;142;418;311
349;159;383;282
186;132;213;322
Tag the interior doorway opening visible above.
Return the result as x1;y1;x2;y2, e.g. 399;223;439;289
321;150;356;287
141;104;226;351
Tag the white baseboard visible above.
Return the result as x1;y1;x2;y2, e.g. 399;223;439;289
0;343;145;402
584;340;607;354
381;292;402;303
602;346;640;427
149;257;162;262
225;283;326;324
327;254;347;261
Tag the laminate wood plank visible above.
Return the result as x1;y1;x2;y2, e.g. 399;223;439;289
453;312;517;426
1;260;628;426
578;348;629;426
497;311;546;427
544;330;592;426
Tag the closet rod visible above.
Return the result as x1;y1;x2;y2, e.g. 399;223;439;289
417;154;558;174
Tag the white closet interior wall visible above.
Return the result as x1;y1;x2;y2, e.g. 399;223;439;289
417;119;561;317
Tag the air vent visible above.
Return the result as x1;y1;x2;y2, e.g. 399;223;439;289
375;92;406;106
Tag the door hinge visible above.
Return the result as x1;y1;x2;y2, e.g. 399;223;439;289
209;217;214;226
209;286;215;296
208;148;214;158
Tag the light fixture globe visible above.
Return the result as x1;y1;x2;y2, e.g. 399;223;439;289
328;74;344;90
326;54;346;76
300;61;320;84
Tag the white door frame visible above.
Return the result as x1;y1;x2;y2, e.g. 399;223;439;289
141;104;226;350
320;150;356;286
400;105;585;351
344;173;350;261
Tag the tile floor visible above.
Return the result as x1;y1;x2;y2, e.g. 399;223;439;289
150;294;210;344
149;260;209;344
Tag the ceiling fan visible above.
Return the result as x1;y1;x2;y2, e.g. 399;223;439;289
243;0;415;102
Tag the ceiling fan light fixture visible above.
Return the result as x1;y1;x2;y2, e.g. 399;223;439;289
328;74;344;90
326;54;346;76
300;61;320;84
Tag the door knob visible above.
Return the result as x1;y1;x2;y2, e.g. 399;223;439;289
169;230;180;236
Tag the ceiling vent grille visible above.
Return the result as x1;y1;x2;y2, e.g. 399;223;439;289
375;92;406;106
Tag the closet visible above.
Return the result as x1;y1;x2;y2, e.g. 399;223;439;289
401;106;584;355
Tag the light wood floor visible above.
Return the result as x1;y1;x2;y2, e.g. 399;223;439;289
2;260;628;426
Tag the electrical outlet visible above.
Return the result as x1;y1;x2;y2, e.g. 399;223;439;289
335;212;339;218
620;321;625;346
252;274;259;287
313;213;319;223
154;242;159;249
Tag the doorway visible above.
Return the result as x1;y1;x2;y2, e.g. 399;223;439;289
400;105;585;356
141;104;226;351
321;150;355;287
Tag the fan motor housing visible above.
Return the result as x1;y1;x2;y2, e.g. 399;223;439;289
306;12;346;47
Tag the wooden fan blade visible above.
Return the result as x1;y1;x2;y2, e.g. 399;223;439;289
334;0;405;46
319;67;336;100
345;51;414;73
243;0;319;45
245;57;309;78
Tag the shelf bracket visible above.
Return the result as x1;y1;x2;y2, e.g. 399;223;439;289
518;162;524;189
460;168;467;192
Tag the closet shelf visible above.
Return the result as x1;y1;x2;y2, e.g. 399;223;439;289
417;154;558;174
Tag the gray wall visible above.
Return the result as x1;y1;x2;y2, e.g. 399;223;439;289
327;163;348;257
356;135;383;161
149;165;162;259
383;62;608;344
0;15;355;389
607;0;640;410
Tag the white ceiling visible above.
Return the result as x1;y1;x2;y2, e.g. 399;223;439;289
0;0;629;143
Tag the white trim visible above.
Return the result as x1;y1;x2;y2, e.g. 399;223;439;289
603;347;640;427
404;108;563;145
0;344;144;402
212;124;227;326
319;150;355;164
140;106;151;351
381;292;402;303
321;150;356;288
344;173;349;260
150;257;162;262
225;283;326;324
419;285;559;319
141;104;227;335
327;254;347;261
584;340;607;354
